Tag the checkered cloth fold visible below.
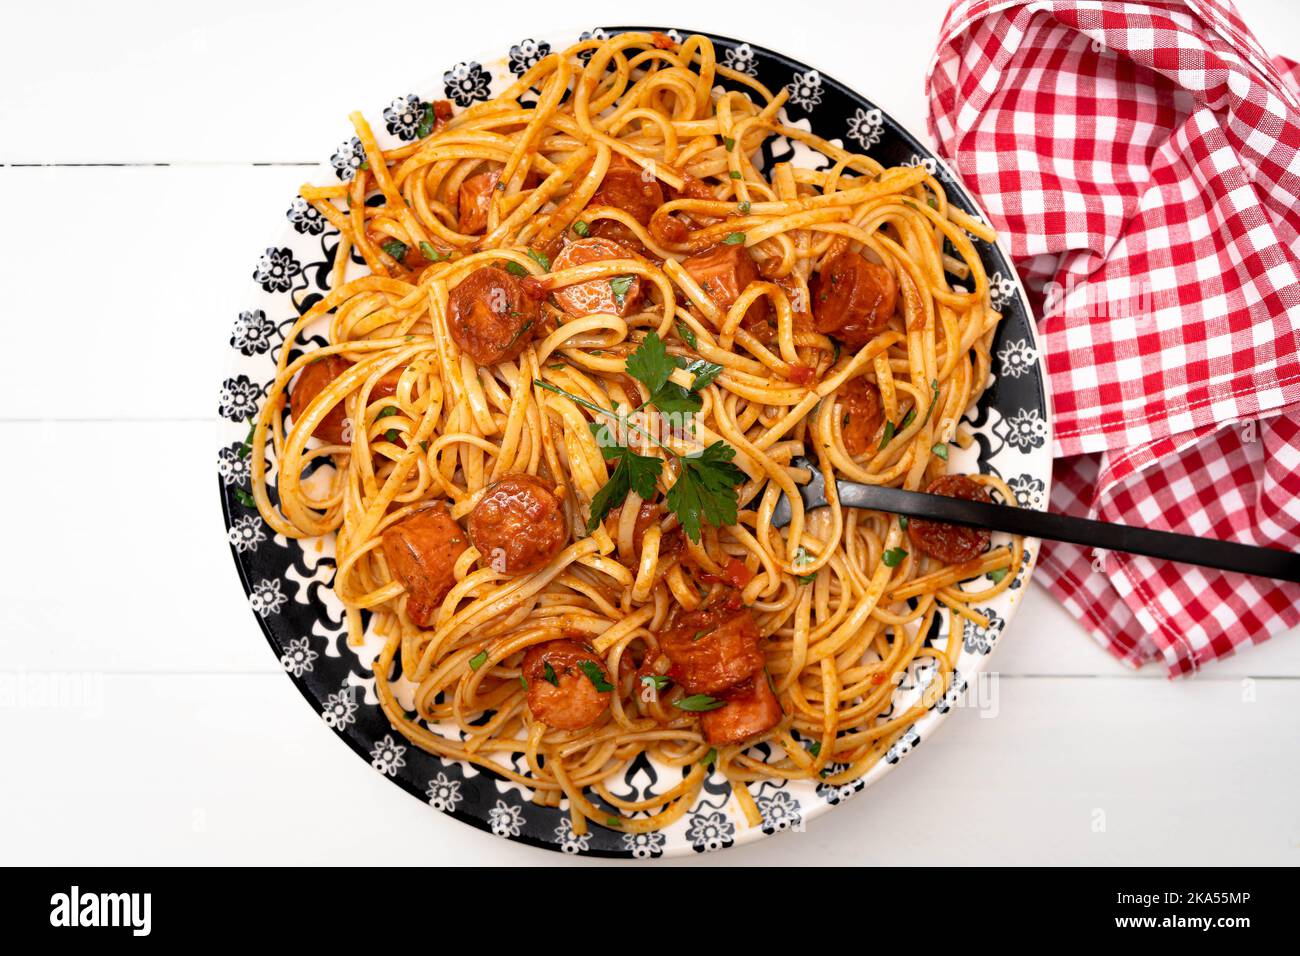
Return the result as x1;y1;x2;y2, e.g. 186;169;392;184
926;0;1300;674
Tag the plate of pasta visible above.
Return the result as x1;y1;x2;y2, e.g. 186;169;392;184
218;27;1050;857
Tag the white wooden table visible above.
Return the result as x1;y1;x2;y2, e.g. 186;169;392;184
3;0;1298;866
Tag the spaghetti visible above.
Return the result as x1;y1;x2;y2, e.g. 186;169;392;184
249;31;1021;836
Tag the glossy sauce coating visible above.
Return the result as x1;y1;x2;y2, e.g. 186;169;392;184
812;250;898;348
447;267;541;365
699;674;783;745
381;503;470;627
521;640;612;730
659;593;764;695
588;153;663;225
457;170;499;235
551;237;643;316
467;474;569;574
289;355;352;445
838;376;884;457
907;474;993;564
680;243;769;331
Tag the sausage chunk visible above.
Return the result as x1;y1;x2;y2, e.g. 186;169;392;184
447;266;541;365
659;593;764;695
907;475;993;564
522;640;612;730
458;170;498;235
838;377;884;457
467;473;569;574
700;674;782;745
680;243;770;331
381;503;470;627
588;153;663;225
812;251;898;348
290;354;352;445
551;237;643;316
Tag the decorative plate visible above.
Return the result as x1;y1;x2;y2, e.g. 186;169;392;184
217;26;1051;858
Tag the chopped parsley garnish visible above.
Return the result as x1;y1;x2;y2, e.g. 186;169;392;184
234;488;256;508
701;747;718;766
737;200;751;215
675;321;698;349
381;239;408;262
577;660;613;692
988;567;1010;584
376;406;399;419
416;103;437;138
723;136;736;150
877;419;896;451
609;275;635;309
807;741;821;757
605;817;621;828
519;674;529;690
385;429;399;443
729;170;742;180
899;515;909;530
641;674;672;691
542;662;559;687
882;547;908;568
238;418;256;459
675;694;726;712
931;442;949;460
469;650;488;671
526;248;551;271
418;241;448;262
534;333;745;543
504;260;529;277
573;220;591;237
722;232;745;245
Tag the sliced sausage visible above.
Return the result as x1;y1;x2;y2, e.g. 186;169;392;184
680;243;770;331
381;503;470;627
838;377;884;457
447;266;541;365
812;251;898;348
587;153;663;226
659;592;764;695
700;674;783;745
467;473;569;574
458;170;498;235
522;640;612;730
290;354;352;445
551;237;643;316
907;474;993;564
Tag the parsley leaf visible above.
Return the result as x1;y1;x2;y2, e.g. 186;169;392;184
667;441;746;544
418;241;447;262
641;674;672;690
381;239;408;262
416;103;436;138
882;547;908;568
932;442;949;460
722;232;745;245
577;660;613;692
469;650;488;671
504;260;528;277
738;200;751;215
675;694;726;712
988;567;1010;584
675;321;698;349
573;220;590;237
701;747;718;766
625;332;674;395
542;662;559;687
233;488;256;508
723;136;736;150
729;170;742;180
526;248;551;271
683;359;723;391
586;449;663;531
609;275;635;309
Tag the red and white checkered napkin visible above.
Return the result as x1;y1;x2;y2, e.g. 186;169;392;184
926;0;1300;675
